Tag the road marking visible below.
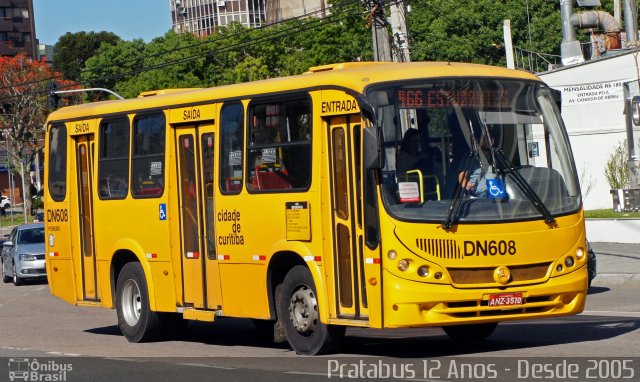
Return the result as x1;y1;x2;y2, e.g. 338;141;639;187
178;363;236;369
582;310;640;318
1;346;31;351
103;357;145;363
36;286;46;291
47;351;81;357
284;371;328;377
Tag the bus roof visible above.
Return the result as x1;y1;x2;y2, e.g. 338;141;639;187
47;62;540;122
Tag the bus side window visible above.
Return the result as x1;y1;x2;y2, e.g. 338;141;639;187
246;96;311;192
98;117;130;199
131;113;166;198
48;123;68;201
219;102;245;194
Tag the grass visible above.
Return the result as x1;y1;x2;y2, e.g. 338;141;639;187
585;209;640;219
0;208;40;236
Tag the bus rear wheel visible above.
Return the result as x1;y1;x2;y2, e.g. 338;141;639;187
443;322;498;341
116;262;161;342
277;265;344;355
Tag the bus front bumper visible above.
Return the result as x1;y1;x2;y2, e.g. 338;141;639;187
382;266;587;328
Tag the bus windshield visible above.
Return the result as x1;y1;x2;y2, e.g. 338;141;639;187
367;78;581;224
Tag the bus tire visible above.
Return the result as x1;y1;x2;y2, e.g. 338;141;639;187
115;262;161;342
277;265;345;355
443;322;498;341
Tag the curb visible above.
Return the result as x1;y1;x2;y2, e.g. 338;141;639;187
594;251;640;259
591;273;640;285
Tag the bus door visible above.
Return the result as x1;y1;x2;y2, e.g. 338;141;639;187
174;124;222;310
75;134;99;301
327;115;371;321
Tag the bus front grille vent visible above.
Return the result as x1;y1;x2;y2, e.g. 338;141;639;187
415;238;463;259
447;262;552;285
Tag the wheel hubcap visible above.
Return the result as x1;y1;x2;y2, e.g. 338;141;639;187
288;285;318;335
121;279;142;326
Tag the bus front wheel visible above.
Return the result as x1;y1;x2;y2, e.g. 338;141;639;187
116;262;162;342
277;265;344;355
443;322;498;341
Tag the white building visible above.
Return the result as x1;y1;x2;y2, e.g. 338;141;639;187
170;0;267;36
169;0;328;36
539;51;640;210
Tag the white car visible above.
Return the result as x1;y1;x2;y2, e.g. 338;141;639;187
0;196;10;209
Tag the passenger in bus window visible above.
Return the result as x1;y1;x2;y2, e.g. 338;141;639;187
456;123;496;197
395;128;430;177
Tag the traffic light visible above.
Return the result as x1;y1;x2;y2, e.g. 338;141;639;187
47;81;61;109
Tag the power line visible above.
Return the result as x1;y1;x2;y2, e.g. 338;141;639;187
77;3;365;87
0;2;367;104
0;0;364;94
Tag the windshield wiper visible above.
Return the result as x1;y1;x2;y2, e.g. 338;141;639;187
443;120;483;230
492;148;556;225
442;150;478;230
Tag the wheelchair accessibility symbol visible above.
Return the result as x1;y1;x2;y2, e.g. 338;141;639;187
159;203;167;220
486;178;507;199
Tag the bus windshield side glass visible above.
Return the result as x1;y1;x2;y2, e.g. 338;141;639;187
367;78;581;223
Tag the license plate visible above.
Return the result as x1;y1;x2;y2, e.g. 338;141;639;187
488;292;523;307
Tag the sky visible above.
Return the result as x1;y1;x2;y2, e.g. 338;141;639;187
33;0;172;46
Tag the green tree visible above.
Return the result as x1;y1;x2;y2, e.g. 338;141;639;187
114;32;210;97
604;140;630;190
81;38;147;98
53;31;121;82
408;0;615;67
82;4;371;97
0;54;78;214
408;0;549;65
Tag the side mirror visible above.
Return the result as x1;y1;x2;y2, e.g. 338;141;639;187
363;126;383;170
3;241;14;247
632;96;640;126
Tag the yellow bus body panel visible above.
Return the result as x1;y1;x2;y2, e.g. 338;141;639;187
379;210;587;327
43;62;584;333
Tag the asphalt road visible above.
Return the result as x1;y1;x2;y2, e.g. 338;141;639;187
1;277;639;381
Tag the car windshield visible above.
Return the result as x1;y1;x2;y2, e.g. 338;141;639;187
367;78;581;224
17;227;45;244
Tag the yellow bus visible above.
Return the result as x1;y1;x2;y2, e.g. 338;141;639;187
44;62;587;355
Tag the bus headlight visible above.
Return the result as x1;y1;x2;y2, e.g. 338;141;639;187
397;259;410;272
575;247;585;259
565;256;575;267
387;250;397;260
417;265;429;277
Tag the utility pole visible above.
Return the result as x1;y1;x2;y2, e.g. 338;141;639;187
614;0;621;25
503;20;516;69
366;0;392;61
389;1;411;62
